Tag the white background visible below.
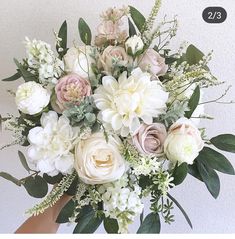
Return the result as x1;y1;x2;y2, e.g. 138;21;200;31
0;0;235;234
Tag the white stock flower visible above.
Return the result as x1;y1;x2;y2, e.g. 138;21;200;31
63;46;95;79
164;118;204;164
27;111;78;176
94;68;168;136
74;132;126;184
15;81;50;115
125;35;144;55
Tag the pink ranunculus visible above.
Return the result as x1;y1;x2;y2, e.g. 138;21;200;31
139;49;168;77
132;123;167;155
55;73;91;110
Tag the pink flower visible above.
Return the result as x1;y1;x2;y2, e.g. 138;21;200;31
139;49;168;77
55;73;91;110
132;123;167;155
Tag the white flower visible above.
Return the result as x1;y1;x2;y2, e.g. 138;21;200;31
99;175;144;233
25;37;63;85
94;68;168;136
125;35;144;55
15;81;50;115
164;118;204;164
27;111;78;176
74;132;126;184
63;46;95;79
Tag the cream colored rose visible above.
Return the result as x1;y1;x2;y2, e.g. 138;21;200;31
63;46;95;79
125;35;144;56
99;46;130;74
74;132;126;184
164;118;204;164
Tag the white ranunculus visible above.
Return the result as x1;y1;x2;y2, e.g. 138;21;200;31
15;81;50;115
93;68;168;136
27;111;78;176
125;35;144;55
74;132;126;184
63;46;95;79
164;118;204;164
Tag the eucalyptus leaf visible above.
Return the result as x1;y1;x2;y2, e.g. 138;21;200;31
0;172;21;186
23;175;48;198
172;163;188;185
43;173;63;184
56;20;68;57
104;217;119;234
188;163;203;181
137;212;160;234
129;6;146;32
185;44;204;65
128;18;137;36
78;18;92;45
197;147;235;175
56;199;76;223
73;209;102;233
185;85;200;118
210;134;235;153
18;150;31;173
197;161;220;199
2;71;21;82
167;193;193;229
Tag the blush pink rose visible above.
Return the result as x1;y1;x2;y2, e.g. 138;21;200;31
132;123;167;155
55;73;91;110
139;49;168;77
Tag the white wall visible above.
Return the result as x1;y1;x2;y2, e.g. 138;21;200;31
0;0;235;234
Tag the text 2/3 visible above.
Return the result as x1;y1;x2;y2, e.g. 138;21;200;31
202;7;227;23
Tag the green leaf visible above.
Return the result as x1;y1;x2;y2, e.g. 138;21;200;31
129;6;146;32
56;20;68;57
2;71;21;82
23;175;48;198
186;44;204;65
185;85;200;118
56;199;76;223
172;162;188;185
18;150;31;173
43;173;63;185
128;18;137;36
73;209;102;233
188;163;203;181
210;134;235;153
78;18;92;45
137;212;160;234
13;59;37;82
167;193;193;229
0;172;21;186
197;147;234;175
197;161;220;199
104;217;119;234
65;175;78;196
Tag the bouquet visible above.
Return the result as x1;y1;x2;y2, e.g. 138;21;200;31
1;0;235;234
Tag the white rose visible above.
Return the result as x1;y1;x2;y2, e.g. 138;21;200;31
63;46;95;79
74;132;126;184
164;118;204;164
125;35;144;56
15;81;50;115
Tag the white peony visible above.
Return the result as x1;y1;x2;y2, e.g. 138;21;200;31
125;35;144;55
74;132;126;184
63;46;95;79
15;81;50;115
164;118;204;164
27;111;78;176
94;68;168;136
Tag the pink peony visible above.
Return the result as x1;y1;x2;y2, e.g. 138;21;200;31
55;73;91;110
139;49;168;77
132;123;167;155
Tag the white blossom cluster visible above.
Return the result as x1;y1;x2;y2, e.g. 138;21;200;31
98;174;144;233
24;37;64;85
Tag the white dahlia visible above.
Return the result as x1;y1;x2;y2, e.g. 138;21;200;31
93;68;168;136
27;111;78;176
